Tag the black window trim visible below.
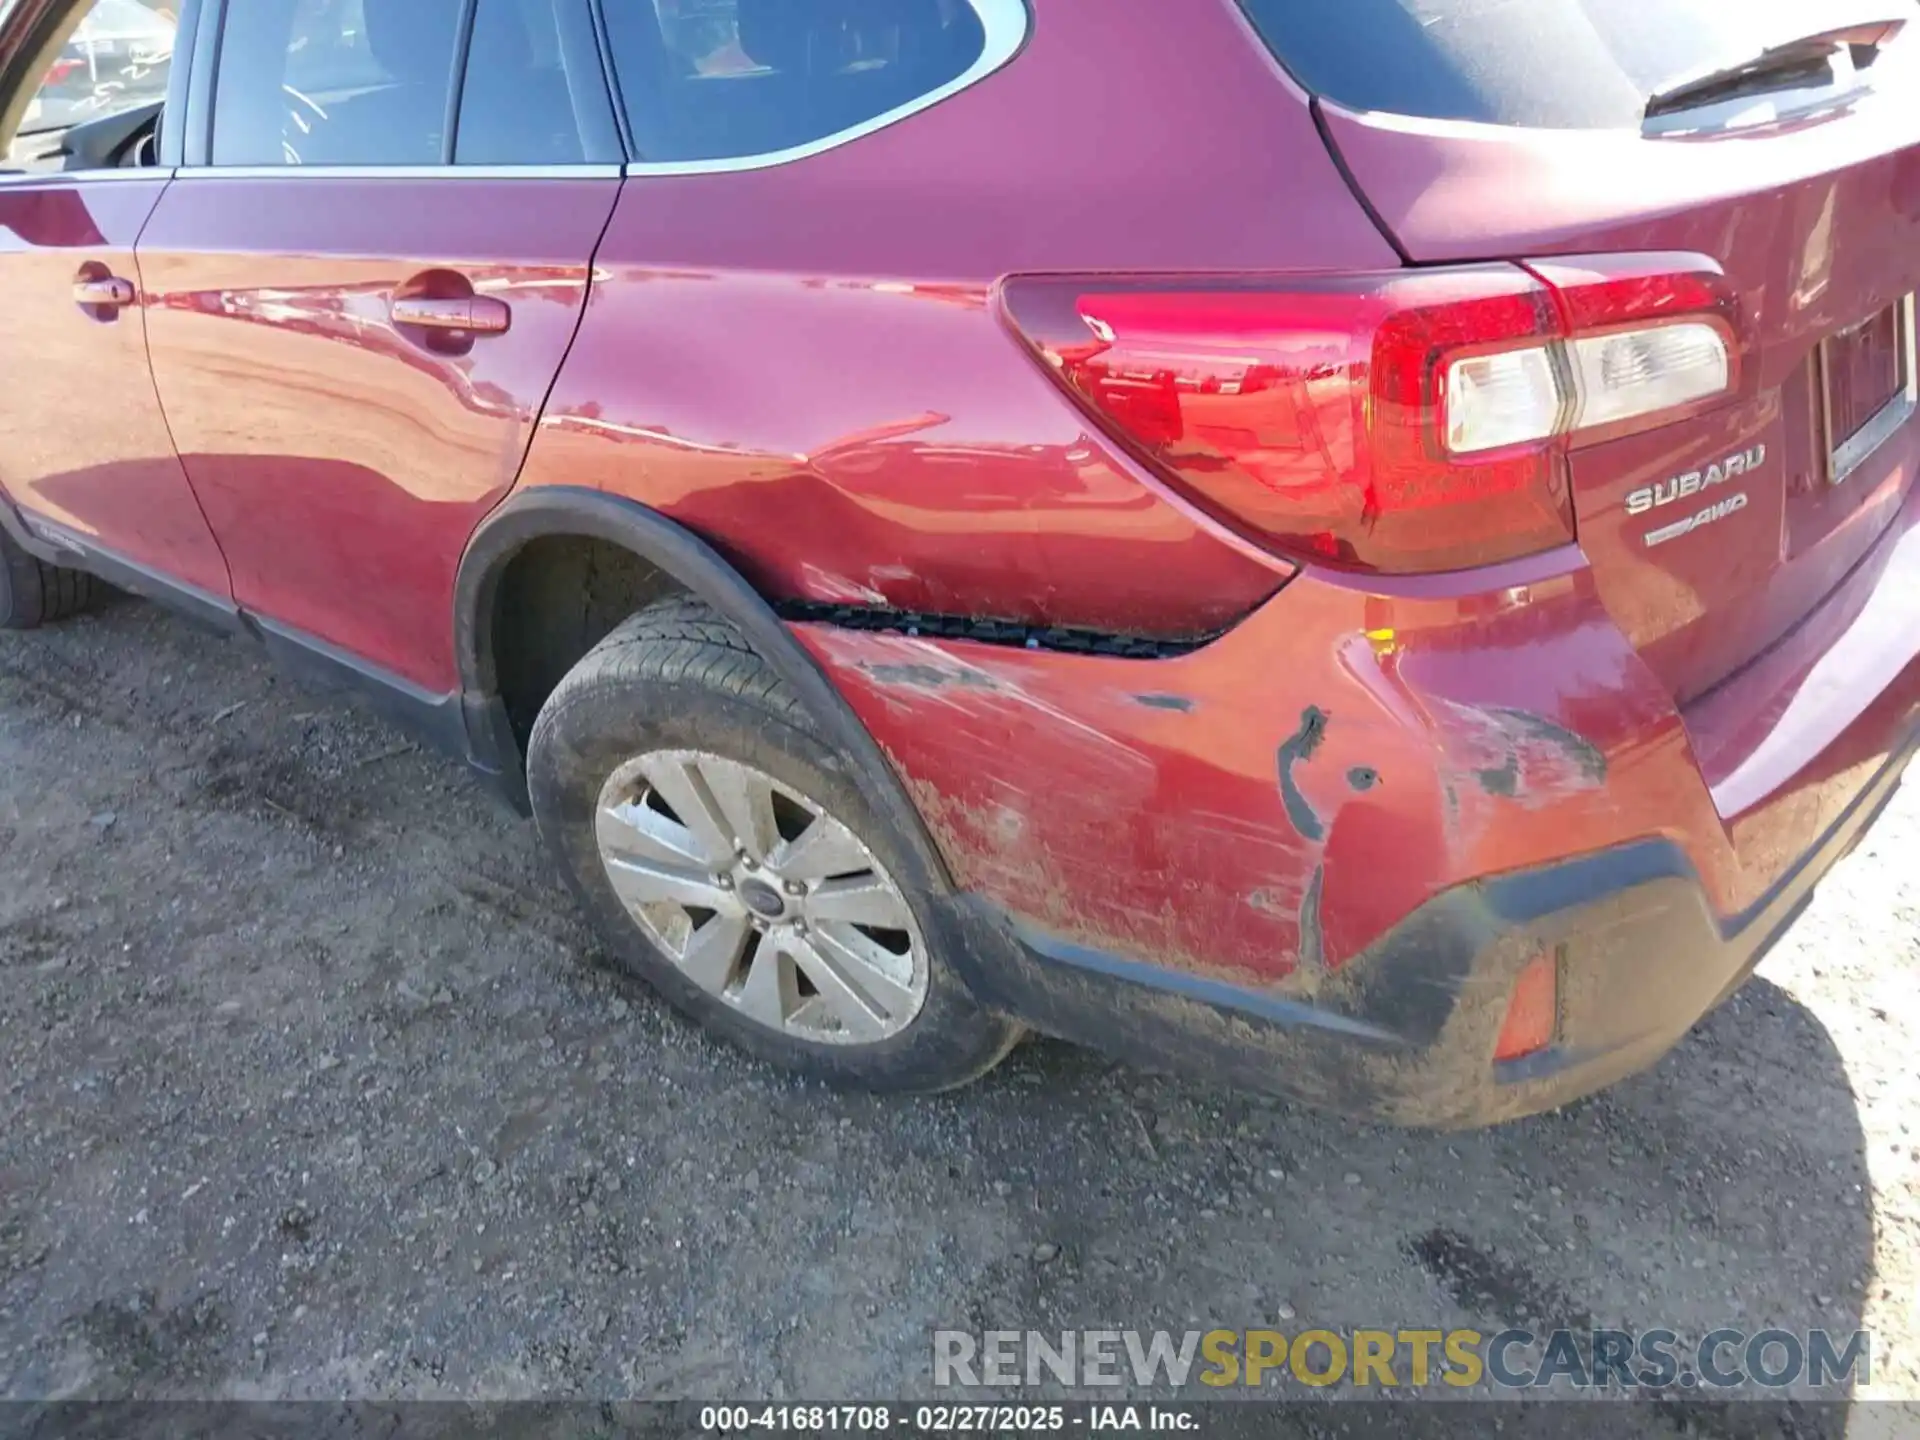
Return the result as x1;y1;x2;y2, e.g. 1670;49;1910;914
157;0;203;166
186;0;223;166
454;0;624;166
583;0;635;160
444;0;481;166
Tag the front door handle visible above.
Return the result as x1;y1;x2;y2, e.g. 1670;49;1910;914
390;295;511;336
73;276;136;308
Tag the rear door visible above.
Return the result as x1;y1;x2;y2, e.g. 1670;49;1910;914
0;0;231;602
138;0;623;692
1249;0;1920;704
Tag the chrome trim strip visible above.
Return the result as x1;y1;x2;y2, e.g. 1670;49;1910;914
623;0;1029;177
1829;292;1919;487
170;163;624;180
0;167;177;184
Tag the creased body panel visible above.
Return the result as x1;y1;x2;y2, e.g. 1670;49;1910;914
520;0;1393;637
796;555;1683;988
531;270;1287;637
799;504;1920;987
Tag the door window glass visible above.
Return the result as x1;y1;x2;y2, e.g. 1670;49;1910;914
211;0;462;166
603;0;989;164
6;0;174;171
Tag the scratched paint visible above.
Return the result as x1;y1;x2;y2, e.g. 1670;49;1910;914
1275;705;1331;841
1431;700;1609;810
1492;708;1608;785
1133;693;1197;713
1297;862;1326;975
863;662;999;691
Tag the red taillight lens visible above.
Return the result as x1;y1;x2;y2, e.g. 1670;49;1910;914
1000;258;1740;575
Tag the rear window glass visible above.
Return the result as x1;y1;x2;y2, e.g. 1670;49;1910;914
1237;0;1867;130
604;0;989;164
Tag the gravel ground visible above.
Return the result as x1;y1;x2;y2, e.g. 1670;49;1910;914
0;594;1916;1410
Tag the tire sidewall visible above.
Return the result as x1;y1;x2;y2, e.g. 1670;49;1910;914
529;668;1014;1091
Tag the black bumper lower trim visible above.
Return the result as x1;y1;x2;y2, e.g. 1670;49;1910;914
950;727;1915;1128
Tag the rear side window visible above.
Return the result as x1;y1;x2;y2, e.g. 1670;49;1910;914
1237;0;1860;130
604;0;995;166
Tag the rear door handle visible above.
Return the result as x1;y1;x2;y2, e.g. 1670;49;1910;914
73;276;136;308
390;295;512;335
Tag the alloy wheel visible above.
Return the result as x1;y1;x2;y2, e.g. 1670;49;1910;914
593;750;929;1044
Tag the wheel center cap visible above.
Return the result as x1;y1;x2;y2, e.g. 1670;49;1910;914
738;877;786;920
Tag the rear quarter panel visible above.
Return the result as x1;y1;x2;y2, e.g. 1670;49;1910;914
515;0;1398;637
503;0;1920;987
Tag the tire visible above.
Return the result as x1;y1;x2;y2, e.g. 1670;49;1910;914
0;527;94;631
528;595;1022;1092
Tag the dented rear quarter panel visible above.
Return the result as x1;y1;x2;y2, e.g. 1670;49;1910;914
794;548;1661;987
495;0;1920;995
511;0;1402;638
799;526;1920;989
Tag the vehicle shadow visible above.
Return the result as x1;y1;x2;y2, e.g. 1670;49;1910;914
972;972;1871;1416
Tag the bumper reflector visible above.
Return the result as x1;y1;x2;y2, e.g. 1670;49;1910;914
1494;949;1561;1062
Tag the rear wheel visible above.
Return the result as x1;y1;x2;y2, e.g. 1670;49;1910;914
0;527;94;631
527;597;1021;1091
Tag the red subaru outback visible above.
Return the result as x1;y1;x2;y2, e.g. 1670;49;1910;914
1;0;1915;1126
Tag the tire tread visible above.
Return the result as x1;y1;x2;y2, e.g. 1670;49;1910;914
541;596;814;739
1;531;95;630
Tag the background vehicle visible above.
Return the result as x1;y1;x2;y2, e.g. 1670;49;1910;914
0;0;1915;1127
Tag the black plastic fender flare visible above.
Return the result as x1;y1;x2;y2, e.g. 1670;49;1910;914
451;486;961;901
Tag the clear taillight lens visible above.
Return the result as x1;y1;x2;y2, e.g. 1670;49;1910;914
1000;256;1744;576
1445;347;1567;455
1565;323;1732;431
1445;321;1733;456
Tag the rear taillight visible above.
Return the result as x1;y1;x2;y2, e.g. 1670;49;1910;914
1000;257;1741;575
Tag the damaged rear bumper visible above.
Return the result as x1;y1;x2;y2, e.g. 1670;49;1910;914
946;727;1909;1126
794;482;1920;1126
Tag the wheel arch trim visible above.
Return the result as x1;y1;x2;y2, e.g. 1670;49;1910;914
452;485;958;893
